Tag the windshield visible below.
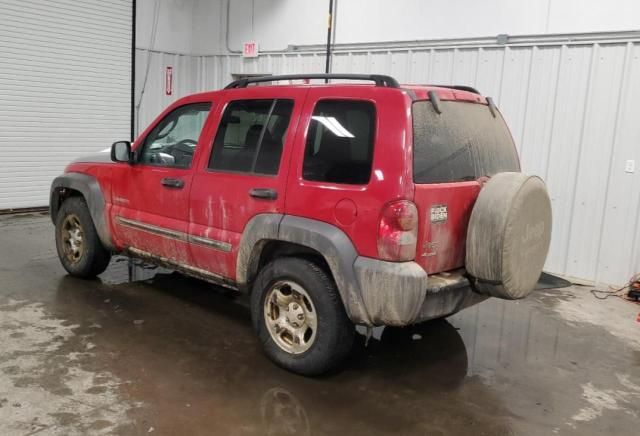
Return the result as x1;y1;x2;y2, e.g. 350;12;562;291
412;100;520;184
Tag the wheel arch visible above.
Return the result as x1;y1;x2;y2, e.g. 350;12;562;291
252;240;331;284
237;214;372;324
50;173;114;251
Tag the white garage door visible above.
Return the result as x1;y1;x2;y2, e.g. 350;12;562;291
0;0;132;210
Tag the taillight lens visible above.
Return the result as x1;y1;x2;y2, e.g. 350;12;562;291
377;200;418;261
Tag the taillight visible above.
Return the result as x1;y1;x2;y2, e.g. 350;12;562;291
377;200;418;261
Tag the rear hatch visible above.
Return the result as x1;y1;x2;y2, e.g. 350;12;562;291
412;96;520;274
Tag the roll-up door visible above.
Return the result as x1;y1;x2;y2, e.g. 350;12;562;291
0;0;132;209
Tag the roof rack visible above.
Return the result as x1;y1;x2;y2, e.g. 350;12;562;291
224;74;401;89
428;84;481;95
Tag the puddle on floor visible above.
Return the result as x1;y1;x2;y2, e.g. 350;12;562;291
99;256;169;286
2;212;639;435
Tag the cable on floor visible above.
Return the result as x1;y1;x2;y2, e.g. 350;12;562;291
590;273;640;303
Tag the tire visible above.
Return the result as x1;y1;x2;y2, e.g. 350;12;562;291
55;196;111;278
466;172;552;299
250;257;354;376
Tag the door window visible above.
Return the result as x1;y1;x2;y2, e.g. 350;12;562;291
302;100;375;184
208;99;294;175
140;102;211;168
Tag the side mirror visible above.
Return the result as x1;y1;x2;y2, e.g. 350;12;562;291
111;141;132;163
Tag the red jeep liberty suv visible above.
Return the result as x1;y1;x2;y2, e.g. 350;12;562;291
50;74;552;375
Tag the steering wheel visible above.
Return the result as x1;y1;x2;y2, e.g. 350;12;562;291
177;138;197;147
161;139;198;166
164;139;197;154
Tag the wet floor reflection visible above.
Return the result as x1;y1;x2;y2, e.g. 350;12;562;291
260;387;310;436
2;214;639;435
101;256;168;285
45;260;640;435
52;270;515;435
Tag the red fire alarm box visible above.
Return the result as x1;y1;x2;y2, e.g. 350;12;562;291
165;66;173;96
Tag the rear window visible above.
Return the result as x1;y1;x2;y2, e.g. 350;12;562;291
412;100;520;184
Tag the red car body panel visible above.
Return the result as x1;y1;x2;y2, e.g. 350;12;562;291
188;86;306;280
62;84;515;278
413;182;481;273
108;93;215;265
284;86;414;259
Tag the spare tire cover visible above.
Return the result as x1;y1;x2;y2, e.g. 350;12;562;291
466;172;552;299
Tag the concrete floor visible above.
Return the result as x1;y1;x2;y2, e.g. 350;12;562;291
1;212;639;436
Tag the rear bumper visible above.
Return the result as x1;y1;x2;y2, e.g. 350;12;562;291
353;257;487;326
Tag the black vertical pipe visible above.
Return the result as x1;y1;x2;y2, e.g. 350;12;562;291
324;0;334;82
131;0;137;141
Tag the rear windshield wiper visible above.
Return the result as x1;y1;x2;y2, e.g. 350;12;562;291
427;91;442;114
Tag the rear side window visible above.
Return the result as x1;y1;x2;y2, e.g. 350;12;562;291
412;100;520;183
303;100;375;185
209;99;294;175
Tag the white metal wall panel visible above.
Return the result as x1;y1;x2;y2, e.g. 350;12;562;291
134;50;201;134
136;33;640;285
0;0;132;209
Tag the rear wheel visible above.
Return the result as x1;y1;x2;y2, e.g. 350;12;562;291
251;257;354;376
55;196;111;278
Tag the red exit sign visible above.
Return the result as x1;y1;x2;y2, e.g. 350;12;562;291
243;41;259;58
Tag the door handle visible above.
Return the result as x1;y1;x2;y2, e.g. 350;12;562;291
249;188;278;200
161;178;184;189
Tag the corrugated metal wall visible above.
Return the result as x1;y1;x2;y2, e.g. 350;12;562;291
0;0;132;210
136;32;640;286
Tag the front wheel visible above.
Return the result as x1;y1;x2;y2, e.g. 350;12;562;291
250;257;354;376
55;196;111;278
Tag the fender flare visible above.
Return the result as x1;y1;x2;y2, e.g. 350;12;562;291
237;214;372;324
50;173;114;251
236;213;284;287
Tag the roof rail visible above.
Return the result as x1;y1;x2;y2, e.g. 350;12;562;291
224;74;401;89
428;84;481;95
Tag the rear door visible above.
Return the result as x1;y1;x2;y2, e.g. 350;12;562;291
412;97;520;273
283;88;386;259
110;100;212;264
188;88;303;280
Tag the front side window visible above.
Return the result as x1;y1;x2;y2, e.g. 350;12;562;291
208;99;294;175
140;102;211;168
302;100;375;185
